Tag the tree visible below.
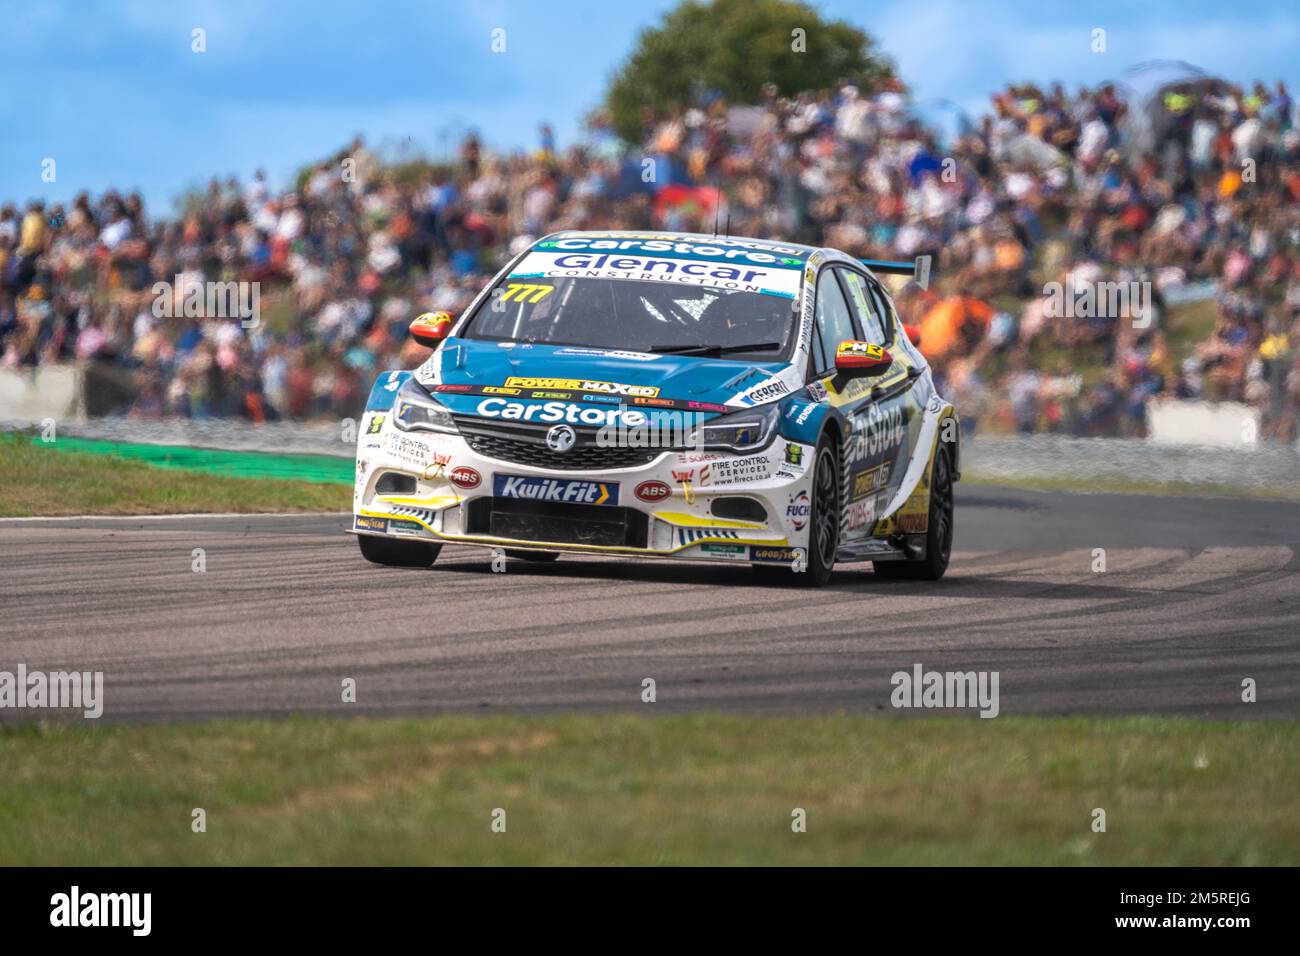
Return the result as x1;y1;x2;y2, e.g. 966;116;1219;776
605;0;894;143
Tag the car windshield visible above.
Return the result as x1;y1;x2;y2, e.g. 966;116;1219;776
460;274;799;363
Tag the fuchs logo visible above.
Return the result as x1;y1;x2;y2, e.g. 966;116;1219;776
786;490;810;530
635;480;671;502
449;466;481;489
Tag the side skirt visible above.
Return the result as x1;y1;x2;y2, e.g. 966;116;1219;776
835;533;926;563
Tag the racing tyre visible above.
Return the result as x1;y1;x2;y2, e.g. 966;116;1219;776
752;433;838;587
506;550;561;562
874;441;954;581
358;534;441;567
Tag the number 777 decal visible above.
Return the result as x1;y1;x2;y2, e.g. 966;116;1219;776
499;282;555;304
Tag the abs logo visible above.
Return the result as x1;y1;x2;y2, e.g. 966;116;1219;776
449;466;481;489
635;480;671;502
786;490;810;531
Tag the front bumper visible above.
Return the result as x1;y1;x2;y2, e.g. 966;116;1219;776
351;414;813;564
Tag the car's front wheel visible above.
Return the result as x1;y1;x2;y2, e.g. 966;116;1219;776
752;433;838;587
358;534;441;567
874;441;954;581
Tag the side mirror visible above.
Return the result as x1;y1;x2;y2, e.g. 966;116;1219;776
904;324;922;347
409;311;454;348
834;340;893;378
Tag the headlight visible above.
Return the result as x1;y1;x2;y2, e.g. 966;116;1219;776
393;379;459;434
689;402;780;453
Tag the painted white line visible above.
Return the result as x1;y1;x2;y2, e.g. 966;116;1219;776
0;511;350;523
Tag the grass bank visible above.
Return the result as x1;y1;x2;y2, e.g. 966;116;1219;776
0;433;348;516
1;715;1295;865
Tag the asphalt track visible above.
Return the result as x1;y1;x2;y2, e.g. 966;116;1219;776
2;485;1298;721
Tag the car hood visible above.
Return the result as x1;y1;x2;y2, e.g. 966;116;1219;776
415;338;792;418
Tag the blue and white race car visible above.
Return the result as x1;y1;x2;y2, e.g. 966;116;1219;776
352;231;959;585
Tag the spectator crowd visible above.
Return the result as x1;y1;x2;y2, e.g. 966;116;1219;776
2;73;1298;440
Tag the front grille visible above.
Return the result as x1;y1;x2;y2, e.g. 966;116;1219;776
465;497;649;548
454;416;665;471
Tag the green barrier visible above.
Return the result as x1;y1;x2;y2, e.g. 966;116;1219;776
31;436;353;485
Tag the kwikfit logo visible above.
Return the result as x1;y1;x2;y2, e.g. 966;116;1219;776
494;475;618;506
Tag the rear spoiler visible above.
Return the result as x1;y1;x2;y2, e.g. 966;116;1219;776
859;255;932;290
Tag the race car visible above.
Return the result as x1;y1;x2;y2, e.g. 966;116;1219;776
352;230;959;585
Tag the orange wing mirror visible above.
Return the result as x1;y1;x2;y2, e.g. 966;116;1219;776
409;311;454;348
834;340;893;378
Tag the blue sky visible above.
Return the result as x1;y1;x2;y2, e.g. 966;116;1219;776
3;0;1298;214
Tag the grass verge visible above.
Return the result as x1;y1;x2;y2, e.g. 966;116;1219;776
0;715;1296;865
0;433;349;516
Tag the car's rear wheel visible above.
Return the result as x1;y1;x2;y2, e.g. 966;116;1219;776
358;534;441;567
506;549;560;562
874;441;954;581
752;433;838;587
